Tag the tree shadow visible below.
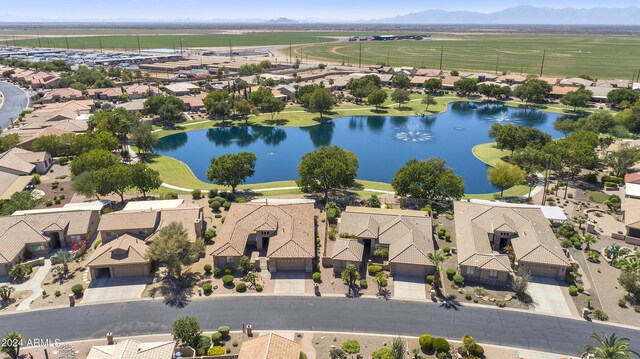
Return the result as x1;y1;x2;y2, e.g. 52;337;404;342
371;109;388;114
438;294;462;310
0;298;16;309
378;288;391;301
147;273;200;308
396;106;413;111
263;118;289;126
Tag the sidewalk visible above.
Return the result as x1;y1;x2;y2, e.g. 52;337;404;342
7;259;53;311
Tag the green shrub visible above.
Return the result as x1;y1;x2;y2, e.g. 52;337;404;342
232;341;238;347
359;279;368;289
470;343;484;357
312;272;322;283
372;347;393;359
453;274;464;285
208;346;225;356
577;285;584;293
342;339;360;354
71;284;84;296
219;191;228;198
213;266;223;277
196;336;212;356
445;268;456;279
217;326;230;336
223;201;232;211
191;189;202;199
236;282;247;292
256;284;263;292
204;264;212;275
433;338;450;353
202;282;213;295
213;196;226;204
209;201;221;211
425;275;434;284
210;331;222;343
54;290;61;297
495;300;506;307
33;174;41;184
368;265;383;276
593;309;608;321
569;285;578;296
419;334;433;351
221;216;226;224
224;267;233;275
444;233;451;241
443;246;451;254
204;229;216;243
215;214;222;218
237;197;247;203
93;239;102;249
618;298;627;308
465;293;472;300
222;275;234;286
208;189;218;198
634;306;640;313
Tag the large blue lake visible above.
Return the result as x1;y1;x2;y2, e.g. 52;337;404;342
154;102;575;194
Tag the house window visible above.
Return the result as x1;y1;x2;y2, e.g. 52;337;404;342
226;257;234;265
28;244;46;253
138;230;147;235
466;267;475;276
489;270;498;278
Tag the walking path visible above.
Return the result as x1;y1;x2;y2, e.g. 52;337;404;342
5;259;53;311
160;182;393;194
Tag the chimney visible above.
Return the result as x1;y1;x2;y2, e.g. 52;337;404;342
194;218;202;238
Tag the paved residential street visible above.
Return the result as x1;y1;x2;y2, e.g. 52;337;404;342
1;296;638;356
0;81;29;129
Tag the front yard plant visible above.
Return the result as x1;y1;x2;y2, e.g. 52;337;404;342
222;275;234;286
341;339;360;355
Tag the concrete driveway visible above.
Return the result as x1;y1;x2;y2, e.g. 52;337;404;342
81;277;149;305
273;272;306;294
528;276;572;316
393;275;426;300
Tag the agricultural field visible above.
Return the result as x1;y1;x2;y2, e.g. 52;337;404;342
291;34;640;78
1;31;353;49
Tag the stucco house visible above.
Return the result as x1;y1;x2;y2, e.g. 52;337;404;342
0;148;52;175
335;207;435;277
97;207;204;242
211;203;315;272
238;333;301;359
86;233;152;279
86;339;175;359
0;210;100;275
454;201;571;285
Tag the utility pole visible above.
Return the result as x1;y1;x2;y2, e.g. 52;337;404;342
12;34;17;47
632;70;637;85
494;51;500;75
37;34;42;48
82;39;85;50
228;39;233;60
289;41;292;64
386;49;389;66
65;36;69;50
539;49;546;77
358;42;362;68
180;38;184;57
137;35;141;53
98;37;103;53
124;41;127;53
439;46;444;70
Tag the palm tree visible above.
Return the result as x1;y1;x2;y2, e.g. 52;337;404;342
576;217;587;233
392;337;406;359
427;250;446;290
51;249;74;279
582;332;639;359
618;256;640;274
605;244;631;264
341;264;360;296
583;235;598;251
373;271;388;295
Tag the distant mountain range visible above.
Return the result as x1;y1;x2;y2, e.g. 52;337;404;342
373;6;640;25
2;6;640;25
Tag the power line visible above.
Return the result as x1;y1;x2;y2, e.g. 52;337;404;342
539;49;546;77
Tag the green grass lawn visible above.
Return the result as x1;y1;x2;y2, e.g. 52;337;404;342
471;142;511;167
587;190;610;203
293;33;640;78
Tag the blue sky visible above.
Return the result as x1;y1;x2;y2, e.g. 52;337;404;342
4;0;640;20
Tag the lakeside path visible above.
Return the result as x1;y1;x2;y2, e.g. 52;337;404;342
1;295;638;356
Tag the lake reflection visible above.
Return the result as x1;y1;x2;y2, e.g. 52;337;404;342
154;102;576;193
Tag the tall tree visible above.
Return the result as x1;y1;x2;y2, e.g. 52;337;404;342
582;332;639;359
422;94;437;112
423;78;442;94
487;162;526;197
341;264;360;296
70;149;120;176
258;96;286;121
172;317;202;349
392;73;411;90
129;162;162;198
391;89;410;108
308;88;335;119
607;88;639;108
427;250;446;290
513;79;552;105
146;222;205;280
71;171;99;199
391;158;464;201
560;88;592;111
453;78;478;95
296;146;359;202
553;118;576;137
130;121;158;156
1;332;25;359
206;152;256;193
95;164;133;203
89;108;139;151
607;143;640;177
367;89;388;110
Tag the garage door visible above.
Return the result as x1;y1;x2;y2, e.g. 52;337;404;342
112;265;147;278
526;265;559;278
274;259;306;271
392;263;429;277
